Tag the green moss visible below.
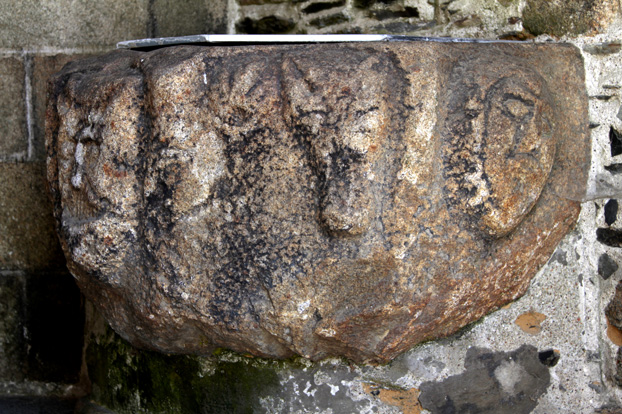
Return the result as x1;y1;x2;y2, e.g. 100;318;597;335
86;327;281;414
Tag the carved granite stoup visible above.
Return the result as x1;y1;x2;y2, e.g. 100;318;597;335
46;42;589;363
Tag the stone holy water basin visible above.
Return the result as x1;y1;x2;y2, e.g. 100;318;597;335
45;35;589;363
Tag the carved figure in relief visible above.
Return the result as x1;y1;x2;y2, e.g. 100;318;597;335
443;56;556;237
46;43;589;363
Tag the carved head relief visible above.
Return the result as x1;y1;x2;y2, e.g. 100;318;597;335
282;51;394;237
444;60;556;238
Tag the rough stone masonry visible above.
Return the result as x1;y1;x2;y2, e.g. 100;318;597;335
46;41;589;363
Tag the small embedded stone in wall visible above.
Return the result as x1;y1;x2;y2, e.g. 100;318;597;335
607;320;622;346
551;249;568;265
362;384;422;414
606;200;619;226
599;253;619;280
515;311;547;335
584;41;622;55
606;164;622;174
538;349;560;367
597;228;622;248
46;41;589;363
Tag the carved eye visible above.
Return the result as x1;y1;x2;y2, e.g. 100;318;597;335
496;93;539;158
503;98;532;120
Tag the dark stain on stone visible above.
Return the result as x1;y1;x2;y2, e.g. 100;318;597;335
599;253;619;280
611;127;622;157
606;200;619;225
584;42;622;55
593;95;615;101
309;12;349;28
354;0;396;8
597;228;622;248
418;345;551;414
236;16;296;34
538;349;560;367
605;163;622;174
368;7;419;20
302;0;345;14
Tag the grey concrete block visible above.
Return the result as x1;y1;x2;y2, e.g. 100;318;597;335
0;57;27;161
152;0;228;37
0;162;64;271
0;0;149;49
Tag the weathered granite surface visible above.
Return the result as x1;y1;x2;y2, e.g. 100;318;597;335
46;42;589;363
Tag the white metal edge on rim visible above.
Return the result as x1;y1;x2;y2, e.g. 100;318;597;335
116;34;526;49
116;34;391;49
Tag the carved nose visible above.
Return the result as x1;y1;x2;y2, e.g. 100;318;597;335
320;179;371;237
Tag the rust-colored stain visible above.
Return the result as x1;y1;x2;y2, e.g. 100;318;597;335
515;311;547;335
102;163;128;178
363;383;422;414
607;320;622;346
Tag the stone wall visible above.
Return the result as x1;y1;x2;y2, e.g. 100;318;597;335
1;0;622;413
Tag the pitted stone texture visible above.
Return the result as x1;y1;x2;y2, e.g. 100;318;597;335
46;43;589;363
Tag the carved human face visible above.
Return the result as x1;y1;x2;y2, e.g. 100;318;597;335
482;74;555;236
443;63;556;237
282;52;391;237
